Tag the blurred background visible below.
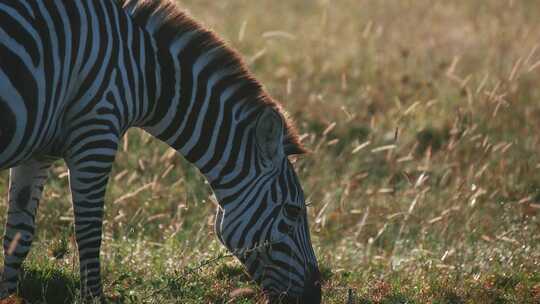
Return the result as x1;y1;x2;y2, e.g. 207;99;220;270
1;0;539;303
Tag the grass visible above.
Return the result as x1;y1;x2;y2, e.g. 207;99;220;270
1;0;540;303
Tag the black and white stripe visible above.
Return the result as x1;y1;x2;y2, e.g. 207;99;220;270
0;0;320;302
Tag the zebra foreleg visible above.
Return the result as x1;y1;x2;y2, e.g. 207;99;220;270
66;138;118;302
1;160;51;298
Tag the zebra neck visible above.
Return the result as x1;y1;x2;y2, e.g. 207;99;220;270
126;1;268;184
143;39;264;185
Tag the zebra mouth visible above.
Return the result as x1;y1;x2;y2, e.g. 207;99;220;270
261;262;322;304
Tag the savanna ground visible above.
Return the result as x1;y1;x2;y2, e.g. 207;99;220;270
1;0;540;303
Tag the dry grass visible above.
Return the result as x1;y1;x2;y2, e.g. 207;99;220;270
1;0;540;303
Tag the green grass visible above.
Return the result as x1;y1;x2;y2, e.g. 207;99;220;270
2;0;540;303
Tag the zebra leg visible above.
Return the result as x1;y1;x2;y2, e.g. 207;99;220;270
1;160;51;298
66;139;118;302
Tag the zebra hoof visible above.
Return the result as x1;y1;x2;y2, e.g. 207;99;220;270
0;283;12;300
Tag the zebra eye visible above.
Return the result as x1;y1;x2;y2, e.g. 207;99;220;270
283;204;303;221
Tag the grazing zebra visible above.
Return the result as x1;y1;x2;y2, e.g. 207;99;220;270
0;0;321;302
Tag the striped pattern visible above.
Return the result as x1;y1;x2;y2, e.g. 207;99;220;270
0;0;320;302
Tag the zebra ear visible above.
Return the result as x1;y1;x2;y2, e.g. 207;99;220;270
256;108;284;158
284;141;307;155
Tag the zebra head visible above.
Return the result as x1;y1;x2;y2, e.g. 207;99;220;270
212;107;321;303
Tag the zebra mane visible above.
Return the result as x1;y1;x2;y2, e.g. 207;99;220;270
118;0;306;154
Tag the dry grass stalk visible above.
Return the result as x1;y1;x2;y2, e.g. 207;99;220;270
261;31;296;40
403;101;420;116
238;20;248;42
352;141;371;154
113;182;154;205
327;139;339;146
371;145;396;153
228;288;255;301
6;232;21;256
528;60;540;72
323;122;337;136
159;148;177;163
161;164;175;179
476;73;490;95
248;48;267;65
508;57;523;81
123;134;129;152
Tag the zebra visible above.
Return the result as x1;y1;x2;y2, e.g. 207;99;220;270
0;0;321;302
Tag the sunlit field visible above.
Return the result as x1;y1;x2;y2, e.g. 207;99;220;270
1;0;540;303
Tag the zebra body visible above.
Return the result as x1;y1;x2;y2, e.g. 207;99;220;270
0;0;320;302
